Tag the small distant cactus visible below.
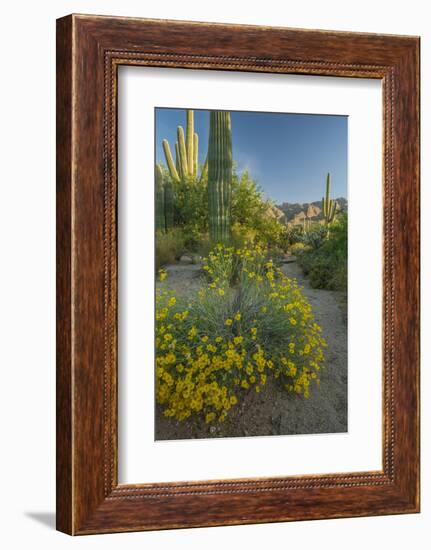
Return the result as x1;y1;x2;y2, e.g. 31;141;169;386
207;111;233;243
322;173;338;226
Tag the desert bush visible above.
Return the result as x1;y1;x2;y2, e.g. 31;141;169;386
284;224;304;247
297;214;347;291
155;243;326;423
302;224;328;250
155;228;186;271
289;242;311;255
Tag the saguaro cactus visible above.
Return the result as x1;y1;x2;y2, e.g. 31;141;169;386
322;172;337;226
164;176;175;230
207;111;233;243
155;164;166;232
162;109;206;184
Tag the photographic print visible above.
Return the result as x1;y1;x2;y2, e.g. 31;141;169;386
154;107;348;441
56;16;420;533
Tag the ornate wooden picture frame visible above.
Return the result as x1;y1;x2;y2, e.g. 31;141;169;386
56;14;420;535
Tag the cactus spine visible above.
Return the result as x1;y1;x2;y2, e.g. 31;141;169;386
162;109;206;184
155;164;166;232
207;111;233;243
322;172;337;226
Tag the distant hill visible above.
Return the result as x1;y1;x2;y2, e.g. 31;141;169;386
276;197;347;225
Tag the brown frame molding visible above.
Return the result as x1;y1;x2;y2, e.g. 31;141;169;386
56;14;420;534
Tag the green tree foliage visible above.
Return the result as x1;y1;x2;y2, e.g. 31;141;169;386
230;171;284;246
172;170;209;248
161;167;285;251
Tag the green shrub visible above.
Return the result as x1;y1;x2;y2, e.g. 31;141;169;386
155;228;186;271
289;242;311;255
302;225;328;250
297;214;347;291
284;224;304;246
174;174;208;231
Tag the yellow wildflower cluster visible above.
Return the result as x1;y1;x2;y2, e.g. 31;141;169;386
155;243;327;423
158;268;168;282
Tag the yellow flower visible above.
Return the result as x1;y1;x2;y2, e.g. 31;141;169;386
201;335;209;342
188;326;197;339
289;317;297;326
225;319;233;326
205;412;216;423
234;312;241;321
158;269;167;281
168;297;177;307
215;336;223;343
233;336;243;346
218;288;225;296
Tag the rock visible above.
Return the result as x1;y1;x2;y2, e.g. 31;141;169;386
179;255;193;264
307;204;321;218
191;254;202;265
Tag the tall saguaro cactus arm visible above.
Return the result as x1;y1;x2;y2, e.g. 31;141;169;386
162;140;180;183
207;111;233;243
322;172;337;225
193;133;199;178
186;110;195;175
177;126;189;178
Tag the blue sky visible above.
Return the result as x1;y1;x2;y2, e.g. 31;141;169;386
155;108;347;204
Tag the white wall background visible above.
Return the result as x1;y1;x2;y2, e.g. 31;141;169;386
0;0;428;548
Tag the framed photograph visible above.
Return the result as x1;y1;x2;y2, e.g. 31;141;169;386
56;14;420;534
